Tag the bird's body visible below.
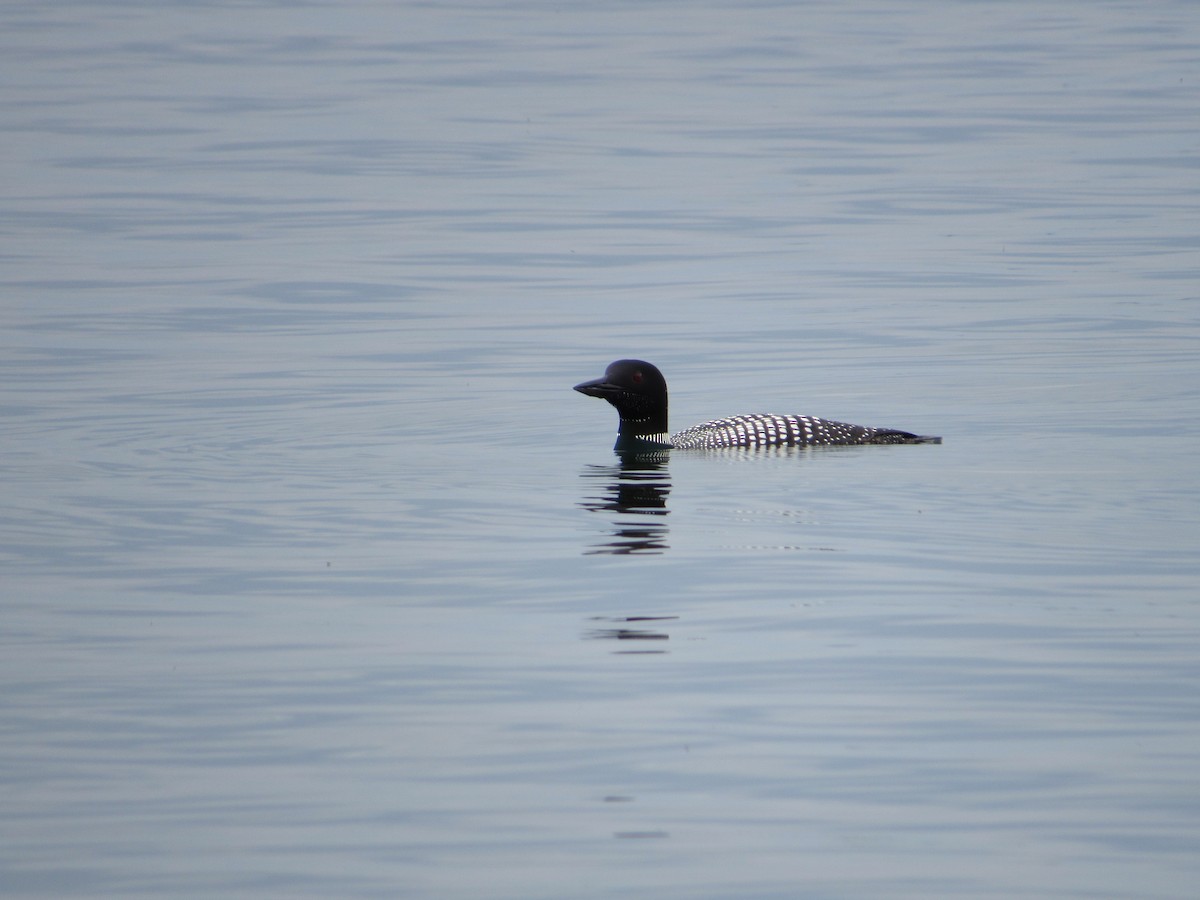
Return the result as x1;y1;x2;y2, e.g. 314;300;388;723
574;359;940;453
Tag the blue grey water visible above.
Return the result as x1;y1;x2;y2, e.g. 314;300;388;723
2;1;1198;897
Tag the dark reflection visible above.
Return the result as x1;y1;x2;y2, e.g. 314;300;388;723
578;452;671;555
585;615;678;650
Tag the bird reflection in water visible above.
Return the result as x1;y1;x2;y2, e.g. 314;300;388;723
585;616;679;654
578;452;671;555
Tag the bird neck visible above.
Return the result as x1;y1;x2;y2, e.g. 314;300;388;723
615;398;669;442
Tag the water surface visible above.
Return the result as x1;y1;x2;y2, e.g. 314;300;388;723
2;1;1199;898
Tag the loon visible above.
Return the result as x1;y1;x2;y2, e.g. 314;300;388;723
575;359;941;452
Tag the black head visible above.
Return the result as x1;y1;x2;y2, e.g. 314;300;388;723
573;359;669;440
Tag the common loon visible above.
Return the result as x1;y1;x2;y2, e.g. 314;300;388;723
575;359;941;452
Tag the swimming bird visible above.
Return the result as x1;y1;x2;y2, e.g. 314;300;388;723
574;359;941;453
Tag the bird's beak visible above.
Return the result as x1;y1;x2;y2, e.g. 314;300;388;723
573;376;618;398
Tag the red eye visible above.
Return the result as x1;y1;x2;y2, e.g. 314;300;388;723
632;371;643;384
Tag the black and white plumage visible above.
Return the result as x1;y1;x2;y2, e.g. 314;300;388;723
574;359;941;453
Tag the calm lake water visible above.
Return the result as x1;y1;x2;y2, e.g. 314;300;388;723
3;1;1199;897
